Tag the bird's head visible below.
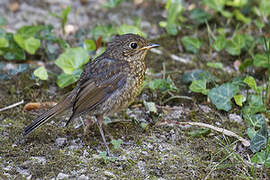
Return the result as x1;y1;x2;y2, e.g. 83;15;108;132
105;34;159;62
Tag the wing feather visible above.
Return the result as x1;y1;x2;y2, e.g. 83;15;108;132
65;58;128;125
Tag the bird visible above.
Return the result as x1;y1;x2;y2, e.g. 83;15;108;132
24;33;159;155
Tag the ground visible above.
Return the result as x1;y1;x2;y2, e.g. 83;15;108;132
0;0;269;179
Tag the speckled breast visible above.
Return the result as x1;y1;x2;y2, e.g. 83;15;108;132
92;60;146;116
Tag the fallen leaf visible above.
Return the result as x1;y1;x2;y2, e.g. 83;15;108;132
8;2;19;12
24;102;57;111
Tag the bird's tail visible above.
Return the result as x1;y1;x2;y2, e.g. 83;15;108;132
24;91;76;136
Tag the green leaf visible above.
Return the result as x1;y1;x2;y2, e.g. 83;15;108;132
117;24;146;37
250;123;268;153
50;6;71;30
220;10;233;18
182;69;218;84
13;26;44;55
239;58;253;71
14;34;40;55
55;47;89;74
24;37;41;54
225;34;245;56
233;94;245;106
147;77;178;92
189;8;211;24
33;66;48;80
243;114;266;128
251;149;270;167
3;33;25;60
57;69;82;88
253;54;269;68
247;127;257;139
181;36;202;54
234;10;251;24
213;35;226;51
208;83;239;111
61;6;71;29
241;34;255;50
0;37;9;48
243;76;257;91
83;39;96;51
165;0;184;35
203;0;225;12
242;95;266;115
91;25;117;42
226;0;248;7
257;0;270;17
16;25;45;38
206;62;223;69
189;80;208;95
111;139;123;149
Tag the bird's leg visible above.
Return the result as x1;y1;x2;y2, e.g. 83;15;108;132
96;115;111;156
83;117;94;136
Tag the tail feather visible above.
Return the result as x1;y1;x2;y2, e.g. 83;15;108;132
24;107;58;136
24;91;76;136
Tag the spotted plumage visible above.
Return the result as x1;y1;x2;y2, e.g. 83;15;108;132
24;34;159;155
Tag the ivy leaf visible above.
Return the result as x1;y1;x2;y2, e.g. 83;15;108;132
243;76;257;91
250;123;268;153
234;10;251;24
57;69;82;88
251;149;270;167
117;24;146;37
207;62;223;69
233;94;246;106
0;37;9;48
253;54;269;68
33;66;48;80
242;95;266;115
189;79;208;95
13;25;44;54
83;39;96;51
181;36;202;54
90;25;117;42
182;69;218;84
3;33;25;60
190;8;211;24
243;114;266;128
55;47;89;74
208;83;239;111
225;34;245;56
213;35;226;51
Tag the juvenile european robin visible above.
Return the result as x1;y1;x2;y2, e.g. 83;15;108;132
24;33;159;155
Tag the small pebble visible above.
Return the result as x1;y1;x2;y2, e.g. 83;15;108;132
104;171;116;178
57;173;69;180
78;175;89;180
55;138;67;147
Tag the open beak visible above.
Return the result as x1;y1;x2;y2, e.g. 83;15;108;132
140;43;160;50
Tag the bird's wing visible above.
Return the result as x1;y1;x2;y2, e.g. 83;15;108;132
65;57;129;125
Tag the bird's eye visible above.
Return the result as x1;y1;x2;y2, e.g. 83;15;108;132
129;42;137;49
